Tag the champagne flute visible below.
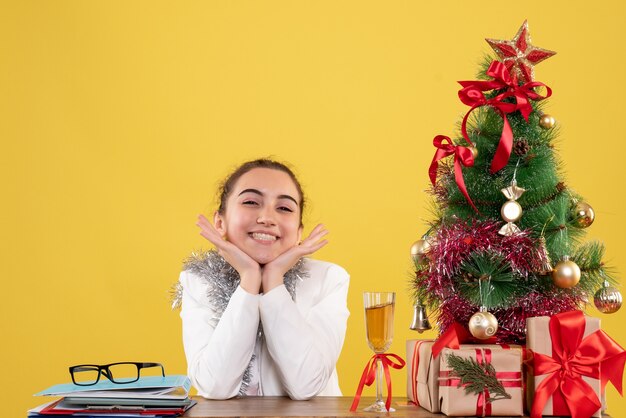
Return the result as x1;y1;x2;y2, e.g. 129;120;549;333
363;292;395;412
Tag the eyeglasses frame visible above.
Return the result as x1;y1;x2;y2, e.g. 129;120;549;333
69;362;165;386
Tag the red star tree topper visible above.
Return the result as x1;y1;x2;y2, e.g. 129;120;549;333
486;20;556;83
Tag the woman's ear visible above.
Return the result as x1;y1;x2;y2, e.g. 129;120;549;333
214;211;227;238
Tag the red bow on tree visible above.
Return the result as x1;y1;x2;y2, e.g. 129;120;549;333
429;135;477;212
531;310;626;418
457;60;552;174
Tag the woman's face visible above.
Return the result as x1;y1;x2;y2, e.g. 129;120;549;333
215;167;303;265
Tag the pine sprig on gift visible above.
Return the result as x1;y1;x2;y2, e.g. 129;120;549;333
446;353;512;403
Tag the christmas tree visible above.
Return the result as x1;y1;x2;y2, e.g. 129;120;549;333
412;21;622;344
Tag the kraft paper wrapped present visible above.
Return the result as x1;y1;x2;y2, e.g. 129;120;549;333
438;346;524;416
406;340;439;412
407;338;524;414
526;313;603;417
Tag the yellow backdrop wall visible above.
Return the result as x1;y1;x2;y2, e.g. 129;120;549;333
3;1;626;416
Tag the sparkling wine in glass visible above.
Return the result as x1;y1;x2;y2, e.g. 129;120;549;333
363;292;395;412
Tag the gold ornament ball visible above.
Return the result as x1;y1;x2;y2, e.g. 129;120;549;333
552;258;581;289
594;285;623;314
468;311;498;340
501;200;523;223
539;114;556;129
469;146;479;160
410;239;431;263
573;202;595;228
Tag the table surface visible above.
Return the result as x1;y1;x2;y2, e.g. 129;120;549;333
182;396;611;418
183;396;471;418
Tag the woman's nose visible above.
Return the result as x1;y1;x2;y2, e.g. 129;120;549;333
256;209;276;226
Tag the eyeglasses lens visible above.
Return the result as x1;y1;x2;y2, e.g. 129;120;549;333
72;366;100;385
108;363;140;383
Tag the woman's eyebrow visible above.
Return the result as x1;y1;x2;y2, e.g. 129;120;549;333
238;189;298;206
277;195;299;206
239;188;263;197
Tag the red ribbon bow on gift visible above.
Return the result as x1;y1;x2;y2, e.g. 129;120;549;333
531;310;626;418
429;135;477;212
458;60;551;174
431;322;499;358
350;353;406;412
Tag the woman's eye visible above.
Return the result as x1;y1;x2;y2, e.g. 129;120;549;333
242;200;259;206
278;206;294;213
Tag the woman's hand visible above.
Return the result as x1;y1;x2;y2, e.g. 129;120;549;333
196;214;262;294
262;224;329;292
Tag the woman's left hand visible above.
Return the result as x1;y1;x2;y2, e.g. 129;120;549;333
261;224;329;292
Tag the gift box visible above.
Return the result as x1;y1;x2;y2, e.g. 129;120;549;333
406;340;439;412
407;338;524;414
438;346;524;416
527;310;626;418
527;312;603;417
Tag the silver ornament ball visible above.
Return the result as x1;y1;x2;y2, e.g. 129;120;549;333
594;282;623;314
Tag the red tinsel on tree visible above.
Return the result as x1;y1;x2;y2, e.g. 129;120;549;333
417;220;585;344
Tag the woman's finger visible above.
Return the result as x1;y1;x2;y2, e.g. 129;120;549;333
303;239;328;254
196;214;226;246
307;223;325;237
300;238;328;252
301;226;328;246
199;229;224;248
297;225;329;254
197;213;210;225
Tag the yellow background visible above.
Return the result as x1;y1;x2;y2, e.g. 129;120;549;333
2;1;626;416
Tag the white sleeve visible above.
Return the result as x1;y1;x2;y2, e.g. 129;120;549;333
179;270;260;399
259;264;350;400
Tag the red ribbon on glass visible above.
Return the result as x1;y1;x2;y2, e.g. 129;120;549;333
429;135;477;212
349;353;406;412
439;348;522;417
531;310;626;418
457;60;552;174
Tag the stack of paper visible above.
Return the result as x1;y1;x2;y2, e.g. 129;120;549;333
30;375;195;418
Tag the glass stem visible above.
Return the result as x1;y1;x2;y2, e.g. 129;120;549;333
375;357;384;404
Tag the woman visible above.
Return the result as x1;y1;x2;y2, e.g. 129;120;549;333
176;159;350;399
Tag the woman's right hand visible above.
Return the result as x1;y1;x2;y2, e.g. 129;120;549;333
196;214;262;294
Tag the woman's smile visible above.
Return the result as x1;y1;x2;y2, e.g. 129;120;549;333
249;231;279;243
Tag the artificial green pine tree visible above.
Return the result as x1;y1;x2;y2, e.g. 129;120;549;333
412;21;621;343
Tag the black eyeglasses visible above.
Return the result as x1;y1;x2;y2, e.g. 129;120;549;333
69;362;165;386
